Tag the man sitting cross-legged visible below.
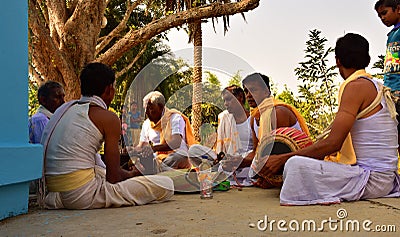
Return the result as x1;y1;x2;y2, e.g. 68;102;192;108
42;62;174;209
135;91;197;172
189;85;255;186
262;33;400;205
241;73;311;188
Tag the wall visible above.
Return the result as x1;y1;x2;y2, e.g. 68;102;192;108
0;1;43;220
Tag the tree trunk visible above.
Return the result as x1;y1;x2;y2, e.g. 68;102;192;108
192;21;202;142
28;0;260;100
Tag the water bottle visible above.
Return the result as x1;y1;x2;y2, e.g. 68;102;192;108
198;158;213;199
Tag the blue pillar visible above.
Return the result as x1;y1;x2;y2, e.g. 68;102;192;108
0;1;43;220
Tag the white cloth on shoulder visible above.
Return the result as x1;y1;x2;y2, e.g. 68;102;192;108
42;95;174;209
280;78;400;205
190;110;255;186
216;110;241;156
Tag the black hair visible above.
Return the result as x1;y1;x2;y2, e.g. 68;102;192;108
335;33;370;70
37;81;63;101
222;85;246;104
242;73;271;91
80;62;115;97
375;0;400;11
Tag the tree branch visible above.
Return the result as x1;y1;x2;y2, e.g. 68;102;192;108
60;0;107;70
46;0;67;47
97;0;259;65
37;0;49;26
96;0;143;56
115;43;147;78
29;0;77;98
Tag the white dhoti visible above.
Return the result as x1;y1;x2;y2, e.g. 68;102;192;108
280;156;400;206
45;166;174;209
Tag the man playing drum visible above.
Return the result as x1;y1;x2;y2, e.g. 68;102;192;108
262;33;400;205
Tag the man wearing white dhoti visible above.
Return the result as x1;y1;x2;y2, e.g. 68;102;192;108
196;85;255;186
41;63;173;209
261;33;400;205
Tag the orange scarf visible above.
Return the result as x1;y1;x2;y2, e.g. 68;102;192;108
151;107;197;160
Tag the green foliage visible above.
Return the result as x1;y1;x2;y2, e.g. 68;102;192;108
205;71;221;88
294;29;338;138
156;59;193;101
158;68;223;129
202;71;224;127
372;54;385;80
28;79;39;117
275;85;298;108
228;70;242;87
102;0;171;113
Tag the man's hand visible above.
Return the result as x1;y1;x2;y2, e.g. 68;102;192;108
133;144;154;159
258;154;288;178
220;154;243;173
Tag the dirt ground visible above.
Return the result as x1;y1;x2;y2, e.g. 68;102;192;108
1;188;399;236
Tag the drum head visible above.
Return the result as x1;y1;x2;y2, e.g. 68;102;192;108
254;127;313;188
261;141;294;157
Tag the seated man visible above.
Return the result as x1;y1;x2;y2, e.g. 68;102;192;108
241;73;310;187
189;85;255;186
242;73;310;141
28;80;65;195
41;62;173;209
29;80;65;144
262;33;400;205
135;91;196;171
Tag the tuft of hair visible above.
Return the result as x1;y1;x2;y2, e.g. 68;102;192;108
335;33;370;69
375;0;400;11
143;91;165;109
37;81;63;101
80;62;115;97
242;72;271;91
222;85;246;104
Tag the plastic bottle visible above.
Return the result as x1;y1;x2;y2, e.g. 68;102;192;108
198;158;213;199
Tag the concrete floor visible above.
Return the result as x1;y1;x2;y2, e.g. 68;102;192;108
0;188;399;236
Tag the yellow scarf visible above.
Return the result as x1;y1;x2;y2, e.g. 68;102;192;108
151;107;197;160
324;69;371;164
250;98;310;140
251;97;275;140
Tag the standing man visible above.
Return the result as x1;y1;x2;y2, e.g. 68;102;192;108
29;81;65;144
128;101;142;147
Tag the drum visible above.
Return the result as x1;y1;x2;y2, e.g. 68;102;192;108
255;127;313;188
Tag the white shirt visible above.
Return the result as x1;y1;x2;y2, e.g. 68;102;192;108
139;113;188;152
236;117;254;153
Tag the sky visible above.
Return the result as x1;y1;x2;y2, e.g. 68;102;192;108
164;0;389;92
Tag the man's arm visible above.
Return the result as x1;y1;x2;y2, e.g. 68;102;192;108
152;134;182;152
152;114;184;152
90;107;137;183
262;80;373;175
275;106;297;128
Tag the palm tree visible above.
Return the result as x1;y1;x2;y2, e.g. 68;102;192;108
166;0;247;142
